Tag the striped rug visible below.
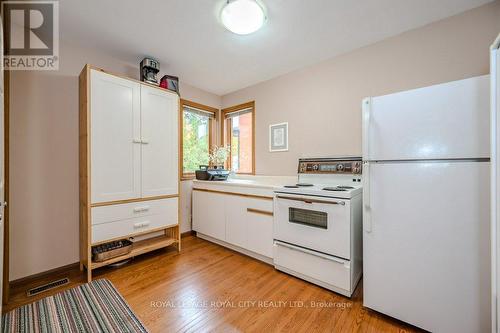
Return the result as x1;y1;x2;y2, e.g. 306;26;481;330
2;279;148;333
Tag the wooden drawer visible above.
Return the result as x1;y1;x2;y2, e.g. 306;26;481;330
91;198;176;225
91;198;178;243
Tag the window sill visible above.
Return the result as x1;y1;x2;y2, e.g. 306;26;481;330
181;174;195;181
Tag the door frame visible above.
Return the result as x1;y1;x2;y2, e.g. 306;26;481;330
491;32;500;333
1;3;9;305
2;68;7;306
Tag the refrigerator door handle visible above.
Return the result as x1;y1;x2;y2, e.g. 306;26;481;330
362;98;371;159
362;98;372;233
363;161;372;232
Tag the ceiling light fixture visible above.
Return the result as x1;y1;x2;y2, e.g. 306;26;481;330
221;0;266;35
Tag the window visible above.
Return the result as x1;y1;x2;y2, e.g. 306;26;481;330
180;99;217;179
221;101;255;174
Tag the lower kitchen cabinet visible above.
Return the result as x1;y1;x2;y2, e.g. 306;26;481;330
192;189;274;260
225;195;248;248
192;191;226;240
246;207;273;257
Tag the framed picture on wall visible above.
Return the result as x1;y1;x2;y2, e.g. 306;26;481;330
269;122;288;152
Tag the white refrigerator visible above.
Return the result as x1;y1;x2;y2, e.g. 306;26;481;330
362;75;490;333
491;33;500;333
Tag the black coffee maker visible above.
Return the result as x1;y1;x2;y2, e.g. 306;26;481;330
140;57;160;85
195;165;230;181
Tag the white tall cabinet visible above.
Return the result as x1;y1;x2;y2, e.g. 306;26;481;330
80;65;180;281
140;85;179;197
90;70;142;203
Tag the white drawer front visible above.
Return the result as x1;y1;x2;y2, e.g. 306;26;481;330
91;198;176;225
91;198;178;243
246;197;273;212
273;241;350;292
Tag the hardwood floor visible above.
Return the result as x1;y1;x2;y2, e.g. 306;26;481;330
5;235;422;332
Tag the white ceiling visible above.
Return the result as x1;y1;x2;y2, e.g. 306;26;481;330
60;0;493;95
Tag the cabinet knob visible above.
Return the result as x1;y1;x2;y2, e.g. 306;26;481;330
133;221;150;228
133;206;150;213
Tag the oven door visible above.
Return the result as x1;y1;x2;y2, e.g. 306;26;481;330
274;193;351;259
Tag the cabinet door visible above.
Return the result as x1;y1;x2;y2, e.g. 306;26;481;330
91;70;141;203
225;195;247;248
192;190;225;240
141;85;179;197
246;198;273;258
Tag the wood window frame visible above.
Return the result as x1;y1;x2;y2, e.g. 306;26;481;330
221;101;255;175
180;99;218;180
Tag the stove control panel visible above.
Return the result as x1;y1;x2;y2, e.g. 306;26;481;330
298;159;362;174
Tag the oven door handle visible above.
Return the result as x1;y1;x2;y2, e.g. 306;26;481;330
276;195;345;205
274;241;347;264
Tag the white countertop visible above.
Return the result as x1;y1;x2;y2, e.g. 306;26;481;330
192;175;297;197
193;175;297;189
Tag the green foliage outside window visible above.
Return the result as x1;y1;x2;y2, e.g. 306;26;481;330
183;111;209;173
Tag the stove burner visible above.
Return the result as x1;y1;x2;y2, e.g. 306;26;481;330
296;183;314;187
337;186;354;189
284;185;299;188
322;187;347;192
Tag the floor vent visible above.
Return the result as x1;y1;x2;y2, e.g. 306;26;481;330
27;278;70;297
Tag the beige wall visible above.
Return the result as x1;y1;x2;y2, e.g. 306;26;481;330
9;41;221;280
222;1;500;175
10;1;500;280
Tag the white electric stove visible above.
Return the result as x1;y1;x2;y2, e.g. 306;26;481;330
273;157;363;297
276;182;362;199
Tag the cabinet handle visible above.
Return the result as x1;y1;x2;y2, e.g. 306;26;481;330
132;138;142;144
247;208;273;216
363;161;372;233
133;206;150;213
133;221;150;228
141;138;149;144
276;195;345;205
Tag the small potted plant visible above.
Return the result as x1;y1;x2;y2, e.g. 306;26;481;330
195;146;231;181
209;145;230;169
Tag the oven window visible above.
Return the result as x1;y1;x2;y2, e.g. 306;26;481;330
289;208;328;229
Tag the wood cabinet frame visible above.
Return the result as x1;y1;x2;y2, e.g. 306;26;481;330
79;65;181;282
